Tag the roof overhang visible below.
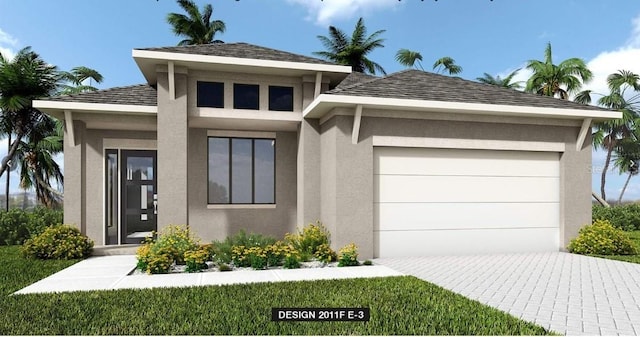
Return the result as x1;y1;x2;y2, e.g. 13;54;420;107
304;94;622;121
33;100;157;120
132;49;352;85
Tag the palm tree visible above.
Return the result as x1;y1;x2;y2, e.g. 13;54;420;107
16;117;63;208
314;17;386;75
525;42;593;99
58;66;104;95
0;47;58;180
395;49;424;71
432;57;462;75
613;136;640;203
167;0;226;46
578;70;640;201
476;69;523;89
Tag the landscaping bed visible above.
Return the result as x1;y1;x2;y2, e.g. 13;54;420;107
0;246;552;335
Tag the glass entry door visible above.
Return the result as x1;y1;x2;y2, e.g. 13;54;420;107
121;150;157;244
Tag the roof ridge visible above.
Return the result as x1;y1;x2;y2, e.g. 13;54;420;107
54;84;152;99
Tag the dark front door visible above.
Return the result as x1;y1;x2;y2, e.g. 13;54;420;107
121;150;157;244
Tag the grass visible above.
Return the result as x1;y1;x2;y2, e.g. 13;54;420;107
0;246;553;335
592;230;640;264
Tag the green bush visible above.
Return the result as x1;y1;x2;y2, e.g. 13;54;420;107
285;221;331;257
152;225;200;265
592;204;640;231
21;224;93;259
337;243;359;267
568;219;637;255
211;230;277;264
184;248;209;273
283;254;300;269
314;243;337;263
218;263;232;271
0;208;63;245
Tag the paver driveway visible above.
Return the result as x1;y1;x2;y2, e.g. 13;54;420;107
376;252;640;336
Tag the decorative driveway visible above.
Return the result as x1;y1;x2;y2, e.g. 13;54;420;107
376;252;640;336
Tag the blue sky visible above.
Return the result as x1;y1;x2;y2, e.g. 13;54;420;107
1;0;640;200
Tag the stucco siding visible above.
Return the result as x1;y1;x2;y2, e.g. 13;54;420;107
187;128;298;241
318;113;591;258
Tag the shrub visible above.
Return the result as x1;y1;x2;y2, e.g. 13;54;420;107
314;243;337;263
285;221;331;257
21;224;93;260
568;219;637;255
337;243;359;267
146;252;173;274
246;246;267;270
218;263;232;272
363;260;373;266
231;245;250;267
283;255;300;269
211;230;277;264
592;204;640;231
136;243;152;271
153;225;200;264
0;208;63;246
184;248;210;273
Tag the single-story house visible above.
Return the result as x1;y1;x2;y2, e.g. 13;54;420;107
33;42;620;258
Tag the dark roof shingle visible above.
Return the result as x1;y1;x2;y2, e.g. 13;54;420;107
327;69;607;111
46;84;157;106
139;42;335;66
334;72;378;90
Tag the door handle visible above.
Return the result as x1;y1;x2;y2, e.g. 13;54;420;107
153;194;158;215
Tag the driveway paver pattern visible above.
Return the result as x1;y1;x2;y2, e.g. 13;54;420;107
376;252;640;336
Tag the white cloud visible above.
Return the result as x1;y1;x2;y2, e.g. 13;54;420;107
287;0;401;26
0;28;17;60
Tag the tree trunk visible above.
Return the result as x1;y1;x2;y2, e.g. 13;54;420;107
5;133;10;211
617;173;633;204
600;142;614;201
592;192;610;207
0;131;24;179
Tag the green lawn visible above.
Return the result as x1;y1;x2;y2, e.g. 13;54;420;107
592;230;640;264
0;246;552;335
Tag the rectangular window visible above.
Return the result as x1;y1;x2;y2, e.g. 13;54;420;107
269;86;294;111
197;81;224;108
208;137;275;204
105;149;119;245
233;83;259;110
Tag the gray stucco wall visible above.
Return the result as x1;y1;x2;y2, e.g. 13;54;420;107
187;128;298;241
70;128;157;245
318;114;591;259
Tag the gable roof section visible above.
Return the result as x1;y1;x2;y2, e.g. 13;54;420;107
305;69;619;121
133;42;351;85
140;42;334;65
334;72;378;90
46;84;157;106
327;69;604;111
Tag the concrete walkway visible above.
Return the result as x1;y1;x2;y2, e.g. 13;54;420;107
14;255;403;295
376;252;640;336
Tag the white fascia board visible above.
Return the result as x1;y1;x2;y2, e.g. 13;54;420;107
132;49;352;74
303;94;622;121
33;100;157;114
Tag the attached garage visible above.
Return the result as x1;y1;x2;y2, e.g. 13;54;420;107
374;147;560;257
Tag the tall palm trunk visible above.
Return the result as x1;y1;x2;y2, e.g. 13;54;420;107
600;142;614;201
618;172;633;204
0;131;24;179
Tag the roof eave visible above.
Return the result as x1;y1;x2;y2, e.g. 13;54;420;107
33;100;157;119
303;94;621;121
132;49;352;85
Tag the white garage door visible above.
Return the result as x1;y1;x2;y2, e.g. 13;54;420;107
374;147;560;257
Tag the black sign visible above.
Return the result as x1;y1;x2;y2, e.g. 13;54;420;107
272;308;370;322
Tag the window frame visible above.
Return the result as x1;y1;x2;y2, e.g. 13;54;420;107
268;85;294;111
196;81;225;108
233;83;260;110
207;136;276;205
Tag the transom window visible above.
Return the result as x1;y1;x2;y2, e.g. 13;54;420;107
208;137;275;204
269;86;294;111
233;84;260;110
197;81;224;108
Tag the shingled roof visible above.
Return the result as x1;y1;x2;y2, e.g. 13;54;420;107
46;84;157;106
334;72;378;90
327;69;607;111
139;42;335;66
